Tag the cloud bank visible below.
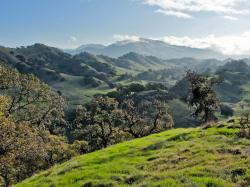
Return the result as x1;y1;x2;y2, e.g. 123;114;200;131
114;32;250;55
142;0;250;19
70;36;78;42
113;34;140;42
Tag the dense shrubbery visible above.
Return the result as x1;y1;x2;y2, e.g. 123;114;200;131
66;82;174;150
0;64;174;185
72;96;174;150
220;104;234;117
0;95;75;186
0;64;78;186
0;64;65;132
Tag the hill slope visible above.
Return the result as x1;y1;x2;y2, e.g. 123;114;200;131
16;121;250;187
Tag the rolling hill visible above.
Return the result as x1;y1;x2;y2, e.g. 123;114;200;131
15;120;250;187
0;44;225;105
0;44;120;104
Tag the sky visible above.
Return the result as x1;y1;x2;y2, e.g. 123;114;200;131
1;0;250;55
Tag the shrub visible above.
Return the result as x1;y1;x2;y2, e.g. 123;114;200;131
239;112;250;139
220;104;234;117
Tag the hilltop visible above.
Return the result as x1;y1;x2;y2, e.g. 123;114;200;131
16;120;250;187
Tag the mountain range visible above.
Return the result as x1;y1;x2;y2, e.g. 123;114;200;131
65;38;225;60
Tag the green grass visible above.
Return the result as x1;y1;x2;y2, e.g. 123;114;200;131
230;84;250;116
51;73;114;105
16;120;250;187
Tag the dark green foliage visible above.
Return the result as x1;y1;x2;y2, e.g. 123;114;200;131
135;68;183;84
215;60;250;103
169;79;190;100
15;54;25;62
0;44;117;87
145;82;168;91
72;95;173;150
239;111;250;139
83;77;103;87
73;96;124;149
106;83;146;103
107;83;171;104
220;104;234;117
185;71;221;122
120;99;174;138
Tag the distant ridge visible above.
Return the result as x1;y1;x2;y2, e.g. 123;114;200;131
65;38;224;59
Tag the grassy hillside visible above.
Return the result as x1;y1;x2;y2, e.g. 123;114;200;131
16;120;250;187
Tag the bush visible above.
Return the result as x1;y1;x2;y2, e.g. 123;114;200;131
71;140;90;154
220;104;234;117
239;112;250;139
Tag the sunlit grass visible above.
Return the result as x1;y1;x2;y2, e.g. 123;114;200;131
16;121;250;187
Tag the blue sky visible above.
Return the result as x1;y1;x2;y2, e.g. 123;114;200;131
1;0;250;54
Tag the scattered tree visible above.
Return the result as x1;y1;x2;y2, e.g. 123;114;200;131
74;96;124;149
185;71;221;122
121;99;174;138
239;111;250;139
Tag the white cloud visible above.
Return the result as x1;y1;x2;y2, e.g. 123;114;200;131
156;9;193;19
223;15;238;20
113;32;250;55
70;36;77;42
142;0;250;18
113;34;140;42
158;32;250;55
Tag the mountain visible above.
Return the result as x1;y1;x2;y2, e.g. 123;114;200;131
65;38;224;59
65;44;105;55
15;121;250;187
